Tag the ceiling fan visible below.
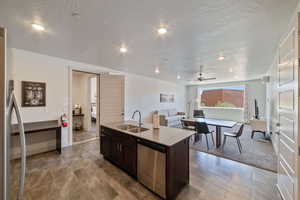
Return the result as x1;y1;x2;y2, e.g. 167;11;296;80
194;65;216;82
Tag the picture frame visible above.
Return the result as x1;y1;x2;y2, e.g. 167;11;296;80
160;93;175;103
22;81;46;107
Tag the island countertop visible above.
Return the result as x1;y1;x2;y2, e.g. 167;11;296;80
100;120;195;147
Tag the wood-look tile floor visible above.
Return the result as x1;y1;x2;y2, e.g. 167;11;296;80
10;140;281;200
73;123;98;143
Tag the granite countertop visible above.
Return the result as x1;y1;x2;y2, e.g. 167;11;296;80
101;121;195;147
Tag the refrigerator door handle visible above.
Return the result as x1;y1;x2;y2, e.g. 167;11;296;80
7;93;26;200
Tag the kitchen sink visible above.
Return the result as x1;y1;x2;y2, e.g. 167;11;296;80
128;127;149;133
116;124;149;133
116;124;138;130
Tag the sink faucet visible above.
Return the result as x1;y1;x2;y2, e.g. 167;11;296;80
132;110;142;128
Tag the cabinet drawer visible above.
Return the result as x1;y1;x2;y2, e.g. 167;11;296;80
121;134;136;145
100;126;116;136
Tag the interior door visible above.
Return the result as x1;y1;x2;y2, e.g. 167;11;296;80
99;75;125;124
276;16;299;200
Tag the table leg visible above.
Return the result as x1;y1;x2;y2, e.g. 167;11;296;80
216;126;222;148
56;127;62;154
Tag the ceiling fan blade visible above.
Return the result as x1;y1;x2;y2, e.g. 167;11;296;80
201;77;216;81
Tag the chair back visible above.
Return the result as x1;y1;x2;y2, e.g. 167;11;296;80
193;110;205;118
249;119;267;132
236;123;244;137
181;119;194;128
195;122;210;134
181;119;188;128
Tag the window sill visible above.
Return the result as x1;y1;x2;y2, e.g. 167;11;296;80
199;107;244;111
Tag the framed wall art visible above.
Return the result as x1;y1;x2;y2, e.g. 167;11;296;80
160;93;175;103
22;81;46;107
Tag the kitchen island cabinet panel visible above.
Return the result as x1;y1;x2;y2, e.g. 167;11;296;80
100;126;137;178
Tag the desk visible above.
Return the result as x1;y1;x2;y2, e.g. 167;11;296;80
11;120;62;154
182;118;237;148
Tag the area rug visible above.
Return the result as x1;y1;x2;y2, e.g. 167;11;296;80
190;125;277;172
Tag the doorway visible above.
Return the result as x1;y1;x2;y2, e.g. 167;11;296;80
72;70;99;144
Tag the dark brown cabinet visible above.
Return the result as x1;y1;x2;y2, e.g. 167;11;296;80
121;137;137;176
100;126;137;178
100;134;111;158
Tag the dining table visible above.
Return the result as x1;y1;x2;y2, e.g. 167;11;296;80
181;118;238;148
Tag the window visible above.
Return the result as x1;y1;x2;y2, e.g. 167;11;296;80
198;86;245;108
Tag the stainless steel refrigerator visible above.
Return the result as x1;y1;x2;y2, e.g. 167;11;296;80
1;27;26;200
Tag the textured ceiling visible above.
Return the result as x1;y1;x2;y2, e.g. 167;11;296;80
0;0;298;84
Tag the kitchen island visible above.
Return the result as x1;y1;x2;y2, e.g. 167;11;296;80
100;121;194;200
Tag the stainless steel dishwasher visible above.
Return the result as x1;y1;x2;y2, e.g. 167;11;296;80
137;139;166;198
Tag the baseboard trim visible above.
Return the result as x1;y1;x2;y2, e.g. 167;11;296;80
72;137;98;146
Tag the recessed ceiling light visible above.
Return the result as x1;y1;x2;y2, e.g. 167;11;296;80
120;46;127;53
218;55;225;61
229;68;233;72
157;27;167;35
177;75;181;79
155;67;160;74
31;23;45;31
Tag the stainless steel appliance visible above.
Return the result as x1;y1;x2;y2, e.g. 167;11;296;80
137;139;166;198
0;27;26;200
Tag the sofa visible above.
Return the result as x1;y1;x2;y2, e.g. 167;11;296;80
158;109;186;127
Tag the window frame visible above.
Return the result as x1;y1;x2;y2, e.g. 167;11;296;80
197;85;246;110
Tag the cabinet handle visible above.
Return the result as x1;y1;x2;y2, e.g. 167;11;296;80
120;144;122;152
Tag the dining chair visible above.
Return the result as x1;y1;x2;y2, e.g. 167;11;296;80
193;110;205;118
222;123;244;154
181;119;195;131
195;122;215;150
249;119;267;139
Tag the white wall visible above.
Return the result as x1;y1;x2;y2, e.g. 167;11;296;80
125;74;186;122
9;48;186;152
186;79;267;122
9;49;69;157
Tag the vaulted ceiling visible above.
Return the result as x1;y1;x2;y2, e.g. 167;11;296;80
0;0;298;84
